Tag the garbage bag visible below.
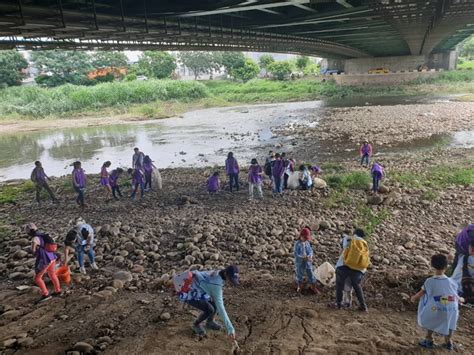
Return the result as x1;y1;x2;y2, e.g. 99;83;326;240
152;168;162;190
315;261;336;287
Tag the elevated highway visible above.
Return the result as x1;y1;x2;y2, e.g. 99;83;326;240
0;1;473;70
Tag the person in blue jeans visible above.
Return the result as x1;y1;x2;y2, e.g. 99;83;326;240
181;265;239;340
371;162;385;194
294;227;320;294
128;168;145;199
271;153;285;195
225;152;240;192
329;229;368;311
64;221;98;275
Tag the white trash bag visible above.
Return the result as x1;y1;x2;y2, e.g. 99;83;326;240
315;261;336;287
287;172;300;190
313;178;327;189
152;168;163;190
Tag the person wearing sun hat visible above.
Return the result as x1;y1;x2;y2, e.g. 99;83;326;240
294;227;319;294
183;265;239;339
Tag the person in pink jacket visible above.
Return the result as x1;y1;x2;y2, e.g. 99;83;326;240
359;140;373;167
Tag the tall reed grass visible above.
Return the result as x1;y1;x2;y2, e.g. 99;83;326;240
0;80;209;118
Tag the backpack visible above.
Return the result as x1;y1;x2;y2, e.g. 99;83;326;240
172;271;193;295
461;256;474;304
40;233;58;253
343;238;370;272
264;160;272;177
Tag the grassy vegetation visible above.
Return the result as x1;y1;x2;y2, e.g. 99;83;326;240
0;70;473;120
355;205;391;238
0;80;209;118
0;181;35;204
326;171;371;191
457;60;474;70
391;166;474;189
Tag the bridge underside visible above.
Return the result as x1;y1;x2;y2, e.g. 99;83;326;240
0;1;473;59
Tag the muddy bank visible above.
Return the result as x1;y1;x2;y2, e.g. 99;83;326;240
0;145;473;354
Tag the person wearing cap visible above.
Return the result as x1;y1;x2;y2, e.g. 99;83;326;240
183;265;239;338
294;228;319;294
25;223;61;302
132;147;145;171
72;161;86;207
64;220;98;274
30;161;58;205
359;140;373;167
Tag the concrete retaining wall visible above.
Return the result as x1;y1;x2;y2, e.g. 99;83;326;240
344;55;426;74
343;51;457;74
331;71;441;86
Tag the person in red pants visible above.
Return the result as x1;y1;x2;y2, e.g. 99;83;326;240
26;223;61;303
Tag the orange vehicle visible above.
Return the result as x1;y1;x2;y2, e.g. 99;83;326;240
87;67;128;80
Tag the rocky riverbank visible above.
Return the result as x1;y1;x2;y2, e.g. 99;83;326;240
275;102;474;147
0;143;473;353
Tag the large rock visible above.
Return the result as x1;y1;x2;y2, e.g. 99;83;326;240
73;342;95;353
367;195;383;205
112;271;132;283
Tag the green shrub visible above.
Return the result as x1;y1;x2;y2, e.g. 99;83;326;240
0;80;209;118
326;171;371;190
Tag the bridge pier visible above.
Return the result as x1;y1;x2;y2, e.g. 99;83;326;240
341;51;457;74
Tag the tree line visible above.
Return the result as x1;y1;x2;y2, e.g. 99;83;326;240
0;49;319;88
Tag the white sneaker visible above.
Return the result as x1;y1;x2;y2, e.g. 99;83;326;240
79;266;87;274
91;262;99;270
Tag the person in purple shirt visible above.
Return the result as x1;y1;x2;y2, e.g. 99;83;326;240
128;168;145;199
371;162;385;194
207;171;220;193
271;153;285;195
225;152;240;192
100;161;112;200
143;155;156;191
30;161;58;204
72;161;86;207
109;168;124;199
248;158;263;200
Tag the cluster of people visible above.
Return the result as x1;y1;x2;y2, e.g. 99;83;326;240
25;218;98;302
168;223;474;347
206;151;323;200
31;147;159;207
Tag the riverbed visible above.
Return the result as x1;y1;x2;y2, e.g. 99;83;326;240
1;97;473;181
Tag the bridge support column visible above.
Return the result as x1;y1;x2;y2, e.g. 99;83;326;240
428;51;457;71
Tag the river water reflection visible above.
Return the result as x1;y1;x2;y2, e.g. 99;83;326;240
0;98;472;181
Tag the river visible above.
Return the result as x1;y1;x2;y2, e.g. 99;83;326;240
0;96;473;181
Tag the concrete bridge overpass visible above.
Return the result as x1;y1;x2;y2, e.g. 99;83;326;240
0;1;473;71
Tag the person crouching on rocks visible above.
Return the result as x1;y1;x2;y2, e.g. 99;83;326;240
294;227;320;294
371;162;384;194
207;171;220;194
298;165;313;190
25;223;61;303
64;220;98;274
329;228;369;312
128;168;145;199
181;265;239;340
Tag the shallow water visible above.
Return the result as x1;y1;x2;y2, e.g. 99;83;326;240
0;97;472;181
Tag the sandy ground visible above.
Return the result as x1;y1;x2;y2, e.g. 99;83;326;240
0;115;155;135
